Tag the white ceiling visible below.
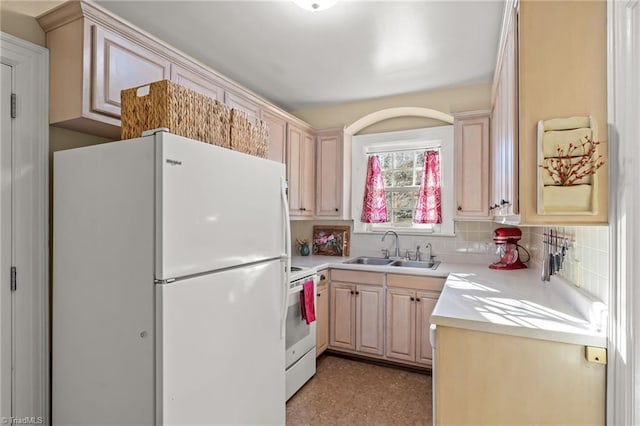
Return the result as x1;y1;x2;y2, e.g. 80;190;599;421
93;0;504;111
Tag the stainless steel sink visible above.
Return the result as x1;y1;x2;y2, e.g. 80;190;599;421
390;260;440;270
343;257;394;266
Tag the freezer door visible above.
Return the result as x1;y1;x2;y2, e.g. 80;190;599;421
156;259;286;425
156;133;287;280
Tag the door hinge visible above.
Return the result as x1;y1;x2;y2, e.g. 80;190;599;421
10;93;16;119
10;266;16;292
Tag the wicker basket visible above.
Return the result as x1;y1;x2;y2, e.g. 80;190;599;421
121;79;230;148
253;120;269;159
229;109;268;158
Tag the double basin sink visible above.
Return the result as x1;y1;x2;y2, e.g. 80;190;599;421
343;256;440;270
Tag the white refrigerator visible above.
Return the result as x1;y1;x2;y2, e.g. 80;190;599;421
53;130;290;425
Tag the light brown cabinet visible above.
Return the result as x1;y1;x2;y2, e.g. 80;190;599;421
454;112;491;220
315;271;329;357
261;110;287;164
329;270;385;357
92;25;171;120
434;326;605;425
39;1;176;138
287;124;315;218
386;274;443;367
170;64;225;101
224;91;261;123
315;130;343;217
491;1;519;219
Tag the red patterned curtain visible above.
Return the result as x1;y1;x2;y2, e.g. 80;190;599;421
414;150;442;224
361;155;388;223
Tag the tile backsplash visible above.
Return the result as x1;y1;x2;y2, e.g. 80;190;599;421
529;226;609;304
292;220;609;304
291;220;528;263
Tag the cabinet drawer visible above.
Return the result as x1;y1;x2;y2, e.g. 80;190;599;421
387;274;445;291
330;269;384;286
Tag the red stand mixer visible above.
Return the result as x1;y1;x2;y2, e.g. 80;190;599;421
489;227;528;270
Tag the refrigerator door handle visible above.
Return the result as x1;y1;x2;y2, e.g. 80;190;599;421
280;176;291;339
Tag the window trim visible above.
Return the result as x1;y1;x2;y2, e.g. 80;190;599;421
351;126;455;236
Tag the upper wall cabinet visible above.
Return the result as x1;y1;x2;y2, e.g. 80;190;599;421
287;123;315;218
170;64;225;101
454;111;490;220
92;26;171;119
224;91;261;124
37;0;312;144
315;130;343;217
491;2;519;219
38;1;176;138
514;0;608;224
261;110;287;164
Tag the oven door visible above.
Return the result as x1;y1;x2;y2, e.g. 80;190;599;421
285;280;317;369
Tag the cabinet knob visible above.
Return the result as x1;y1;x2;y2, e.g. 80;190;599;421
355;291;360;295
410;297;415;301
320;274;326;280
416;298;421;302
335;208;339;212
350;290;355;295
501;199;509;205
457;206;462;211
300;207;306;211
317;293;321;297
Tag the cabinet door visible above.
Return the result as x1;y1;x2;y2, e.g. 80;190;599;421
92;25;171;118
170;64;224;101
416;291;438;365
301;131;316;217
329;283;356;351
455;114;490;219
287;125;303;214
224;91;260;123
316;132;342;217
261;110;287;164
386;288;416;362
287;124;314;217
316;274;329;356
355;285;384;356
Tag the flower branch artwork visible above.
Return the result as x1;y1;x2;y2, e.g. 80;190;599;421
537;116;604;214
539;138;605;186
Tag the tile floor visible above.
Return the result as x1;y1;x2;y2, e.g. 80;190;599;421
286;354;432;425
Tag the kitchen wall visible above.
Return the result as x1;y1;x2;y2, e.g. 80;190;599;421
0;1;63;46
292;82;492;133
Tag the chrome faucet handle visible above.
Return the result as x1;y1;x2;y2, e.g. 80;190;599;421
381;248;389;259
405;249;411;260
416;245;421;261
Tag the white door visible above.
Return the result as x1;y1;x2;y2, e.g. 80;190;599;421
0;62;13;422
155;133;287;280
157;259;286;425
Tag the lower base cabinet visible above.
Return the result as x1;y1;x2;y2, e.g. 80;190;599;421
434;326;606;425
386;288;438;366
327;270;444;368
316;271;329;356
329;270;384;357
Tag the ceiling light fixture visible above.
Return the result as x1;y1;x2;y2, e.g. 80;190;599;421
293;0;337;12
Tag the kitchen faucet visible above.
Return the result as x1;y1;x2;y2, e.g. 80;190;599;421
425;242;432;261
381;231;400;258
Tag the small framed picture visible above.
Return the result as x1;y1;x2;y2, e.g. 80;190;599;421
312;226;350;256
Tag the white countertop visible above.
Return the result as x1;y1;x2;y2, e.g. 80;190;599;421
292;254;607;348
